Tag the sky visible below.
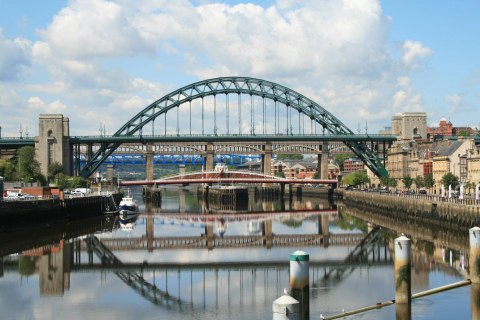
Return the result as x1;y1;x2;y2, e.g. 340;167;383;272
0;0;479;137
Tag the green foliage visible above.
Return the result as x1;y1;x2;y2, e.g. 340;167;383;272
17;146;43;183
402;175;413;189
333;154;351;171
380;175;397;188
0;159;17;180
414;175;424;189
343;170;370;187
48;162;65;180
276;154;303;161
185;165;202;173
457;129;471;137
280;219;302;228
69;176;89;188
54;174;89;189
274;171;285;178
18;256;38;276
424;174;434;189
336;214;368;232
441;172;459;189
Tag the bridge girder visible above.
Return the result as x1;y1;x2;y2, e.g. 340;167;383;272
80;77;390;178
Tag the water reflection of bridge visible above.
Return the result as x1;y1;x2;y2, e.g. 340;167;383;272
87;233;365;251
86;210;365;250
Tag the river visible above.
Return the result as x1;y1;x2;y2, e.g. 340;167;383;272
0;187;472;319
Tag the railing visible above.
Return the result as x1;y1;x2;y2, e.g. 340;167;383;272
348;189;480;206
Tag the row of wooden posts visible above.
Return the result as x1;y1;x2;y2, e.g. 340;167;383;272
273;227;480;320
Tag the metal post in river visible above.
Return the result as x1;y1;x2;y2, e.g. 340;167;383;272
394;235;411;320
470;227;480;320
290;250;309;320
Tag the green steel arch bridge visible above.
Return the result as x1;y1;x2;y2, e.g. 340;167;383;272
0;77;396;178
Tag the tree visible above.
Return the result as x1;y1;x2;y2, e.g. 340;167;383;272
69;176;89;188
343;170;370;187
414;175;424;190
17;146;42;183
48;162;65;182
0;159;17;181
441;172;459;190
276;154;304;161
402;175;413;190
380;175;397;188
424;174;435;191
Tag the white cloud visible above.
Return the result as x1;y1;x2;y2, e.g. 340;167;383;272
0;29;31;81
37;0;153;60
2;0;438;135
444;93;462;106
402;40;433;70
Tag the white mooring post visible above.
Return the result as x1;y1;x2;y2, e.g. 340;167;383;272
394;235;412;320
272;292;300;320
290;250;309;320
470;227;480;320
470;227;480;284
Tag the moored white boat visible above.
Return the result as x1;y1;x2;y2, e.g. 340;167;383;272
118;195;139;215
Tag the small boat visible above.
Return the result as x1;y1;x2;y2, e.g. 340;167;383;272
118;193;139;215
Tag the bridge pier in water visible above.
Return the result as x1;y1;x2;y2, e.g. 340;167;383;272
263;219;273;249
178;188;186;213
145;143;154;181
146;214;154;252
318;214;330;247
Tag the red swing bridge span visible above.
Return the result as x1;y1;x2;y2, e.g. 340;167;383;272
119;170;337;187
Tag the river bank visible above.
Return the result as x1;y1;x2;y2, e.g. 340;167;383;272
342;189;480;228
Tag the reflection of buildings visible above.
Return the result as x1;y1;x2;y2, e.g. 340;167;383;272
23;241;72;296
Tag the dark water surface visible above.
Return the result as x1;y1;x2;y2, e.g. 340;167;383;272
0;187;471;319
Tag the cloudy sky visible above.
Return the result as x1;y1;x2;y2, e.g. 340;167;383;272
0;0;479;137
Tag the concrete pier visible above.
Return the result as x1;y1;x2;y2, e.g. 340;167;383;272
289;251;309;320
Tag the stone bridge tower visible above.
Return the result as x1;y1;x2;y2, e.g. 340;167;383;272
35;114;71;177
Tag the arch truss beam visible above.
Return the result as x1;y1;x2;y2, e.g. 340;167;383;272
80;77;390;178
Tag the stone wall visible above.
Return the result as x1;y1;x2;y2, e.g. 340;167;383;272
343;190;480;228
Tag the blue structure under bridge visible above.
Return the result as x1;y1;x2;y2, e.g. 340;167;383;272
78;154;262;166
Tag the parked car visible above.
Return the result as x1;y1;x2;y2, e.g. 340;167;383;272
70;190;85;196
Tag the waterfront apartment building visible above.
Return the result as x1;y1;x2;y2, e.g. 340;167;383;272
431;139;474;192
343;158;365;172
467;147;480;185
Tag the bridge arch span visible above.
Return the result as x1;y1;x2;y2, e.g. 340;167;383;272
80;77;388;178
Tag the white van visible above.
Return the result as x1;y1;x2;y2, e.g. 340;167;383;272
71;188;92;196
